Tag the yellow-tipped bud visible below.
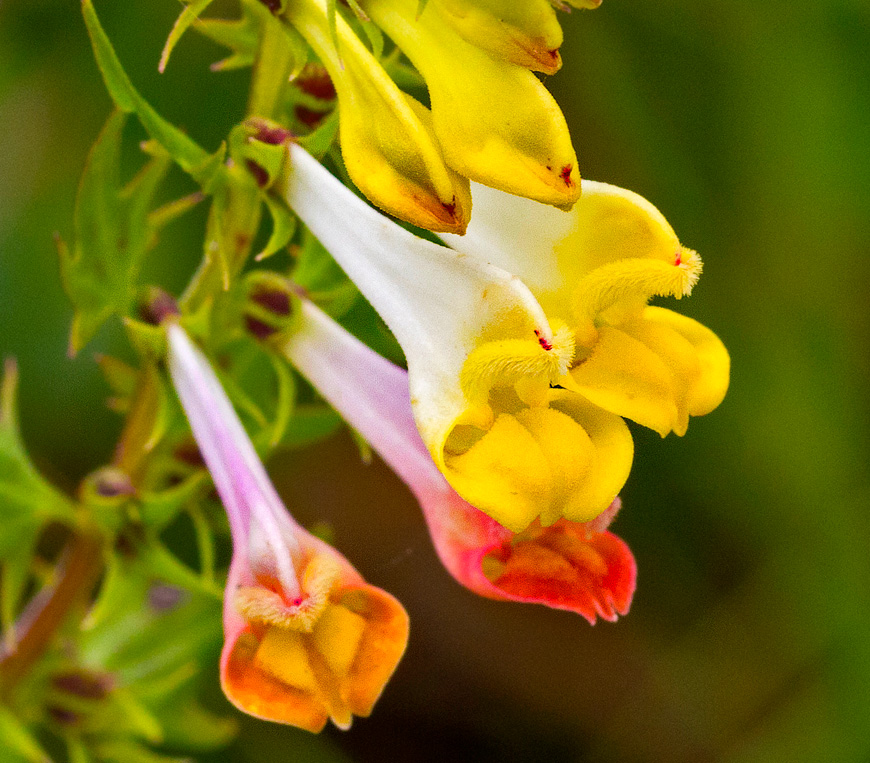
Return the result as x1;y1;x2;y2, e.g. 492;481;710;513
433;0;564;74
286;0;471;233
362;0;581;207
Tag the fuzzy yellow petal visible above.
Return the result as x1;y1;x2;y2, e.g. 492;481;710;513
548;392;634;522
620;318;701;436
514;407;594;525
443;413;552;532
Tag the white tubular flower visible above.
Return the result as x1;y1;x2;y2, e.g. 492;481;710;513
283;143;634;533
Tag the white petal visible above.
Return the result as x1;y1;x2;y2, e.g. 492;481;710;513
283;144;552;452
441;180;681;318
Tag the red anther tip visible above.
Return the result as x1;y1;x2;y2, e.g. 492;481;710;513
534;329;553;351
560;164;574;187
675;251;682;266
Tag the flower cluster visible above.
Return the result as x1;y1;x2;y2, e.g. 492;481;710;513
150;0;728;736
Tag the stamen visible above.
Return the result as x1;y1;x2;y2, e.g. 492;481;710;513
572;250;703;341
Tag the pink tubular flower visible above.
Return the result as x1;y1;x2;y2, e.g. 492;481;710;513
280;299;637;623
166;323;409;732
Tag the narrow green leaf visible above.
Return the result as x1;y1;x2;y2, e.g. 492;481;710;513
298;108;340;159
359;18;385;59
138;471;209;531
0;360;76;539
186;503;215;585
159;0;218;73
60;112;172;353
255;193;296;261
1;526;40;645
326;0;340;56
147;191;204;233
155;695;237;751
267;353;296;447
82;0;223;185
0;708;50;763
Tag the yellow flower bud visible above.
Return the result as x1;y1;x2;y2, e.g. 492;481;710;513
362;0;581;207
286;0;471;233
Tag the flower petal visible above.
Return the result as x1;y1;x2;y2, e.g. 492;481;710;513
442;180;682;317
642;306;730;416
570;325;680;436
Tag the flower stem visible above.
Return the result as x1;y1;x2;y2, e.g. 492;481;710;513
0;531;103;701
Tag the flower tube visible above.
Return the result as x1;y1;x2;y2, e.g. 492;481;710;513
166;323;408;732
283;142;633;534
281;298;636;623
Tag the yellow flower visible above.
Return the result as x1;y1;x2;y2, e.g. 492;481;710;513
358;0;580;206
286;0;471;233
283;143;728;533
442;181;730;440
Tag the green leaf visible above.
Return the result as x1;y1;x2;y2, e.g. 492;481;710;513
256;193;297;261
266;353;296;446
158;0;218;73
0;360;76;551
291;229;360;317
152;691;237;751
82;0;226;190
282;404;343;448
92;739;185;763
195;6;260;72
1;525;39;646
298;108;340;159
0;707;50;763
58;111;171;353
138;471;209;531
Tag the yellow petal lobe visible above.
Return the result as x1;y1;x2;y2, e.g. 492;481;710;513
570;326;679;437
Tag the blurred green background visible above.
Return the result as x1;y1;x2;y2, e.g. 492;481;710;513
2;0;870;761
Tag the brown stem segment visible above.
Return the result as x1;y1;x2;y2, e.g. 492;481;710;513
0;531;103;700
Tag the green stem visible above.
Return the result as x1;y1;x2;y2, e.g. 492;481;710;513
180;9;296;311
0;531;103;701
